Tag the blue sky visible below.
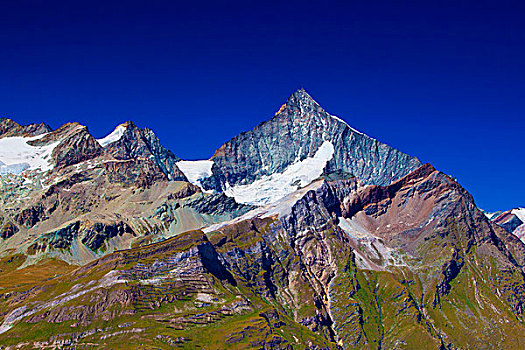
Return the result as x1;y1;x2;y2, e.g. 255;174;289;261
1;0;523;211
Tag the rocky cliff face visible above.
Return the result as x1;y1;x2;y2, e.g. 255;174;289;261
49;123;104;168
203;164;525;349
104;121;187;181
204;89;421;192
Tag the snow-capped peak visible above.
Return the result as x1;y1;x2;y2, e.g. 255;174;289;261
97;124;127;147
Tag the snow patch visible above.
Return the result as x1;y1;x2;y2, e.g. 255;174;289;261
224;141;334;206
0;162;30;175
176;160;214;192
483;210;499;220
0;134;59;173
97;124;127;147
203;180;324;233
511;208;525;223
329;114;376;141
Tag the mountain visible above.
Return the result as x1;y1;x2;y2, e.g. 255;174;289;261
198;89;422;205
0;90;524;349
489;208;525;242
0;119;247;265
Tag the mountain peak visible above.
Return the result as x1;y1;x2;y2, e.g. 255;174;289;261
122;120;138;129
292;87;309;98
286;88;322;109
206;89;422;198
273;89;328;120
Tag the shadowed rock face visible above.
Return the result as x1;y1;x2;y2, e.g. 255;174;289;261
82;222;136;251
204;89;421;191
0;219;19;239
105;121;186;181
13;204;47;228
40;221;136;251
184;192;254;216
51;125;104;169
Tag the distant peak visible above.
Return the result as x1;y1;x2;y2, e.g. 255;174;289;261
0;118;20;127
0;117;16;124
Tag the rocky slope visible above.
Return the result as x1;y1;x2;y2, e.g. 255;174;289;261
0;89;524;349
102;121;187;181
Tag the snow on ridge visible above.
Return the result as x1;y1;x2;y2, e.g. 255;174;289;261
329;114;350;127
329;114;376;141
0;134;59;174
224;140;335;206
176;160;214;192
512;208;525;223
97;124;127;147
483;211;499;220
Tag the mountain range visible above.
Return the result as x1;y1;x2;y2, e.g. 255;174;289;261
0;89;524;349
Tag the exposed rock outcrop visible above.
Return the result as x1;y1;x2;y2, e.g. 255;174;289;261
0;118;52;138
103;158;167;188
50;124;104;168
41;221;136;251
82;221;135;251
184;193;254;216
104;121;187;181
13;204;47;228
0;219;19;240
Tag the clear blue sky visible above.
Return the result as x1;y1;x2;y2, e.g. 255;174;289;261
1;0;523;211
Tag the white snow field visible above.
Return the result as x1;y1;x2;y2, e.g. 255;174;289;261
0;134;59;174
224;140;334;206
97;124;127;147
176;159;215;191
